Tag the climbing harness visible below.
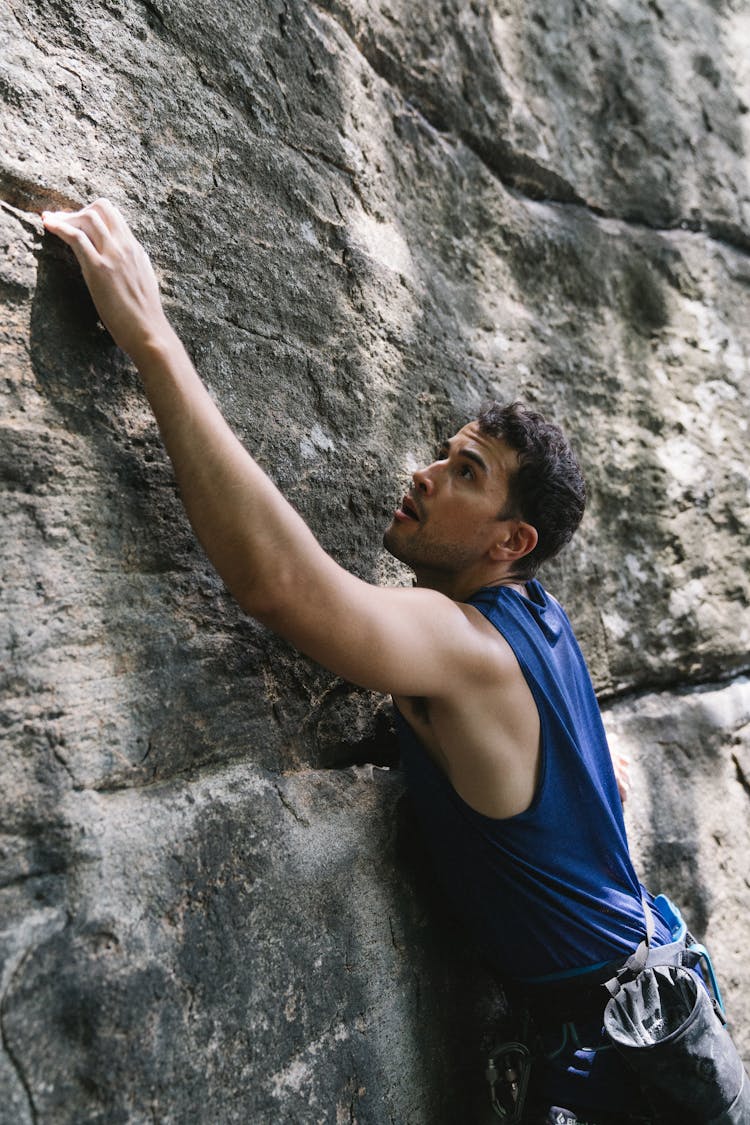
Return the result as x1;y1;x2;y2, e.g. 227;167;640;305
602;894;750;1123
486;894;749;1124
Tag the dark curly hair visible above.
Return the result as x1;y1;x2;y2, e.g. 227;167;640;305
476;401;587;579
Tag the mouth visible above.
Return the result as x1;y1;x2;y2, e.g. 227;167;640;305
395;493;421;522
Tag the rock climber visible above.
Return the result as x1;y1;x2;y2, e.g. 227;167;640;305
41;199;730;1125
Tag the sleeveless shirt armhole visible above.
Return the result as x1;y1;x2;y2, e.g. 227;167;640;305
455;673;551;824
393;653;551;825
463;596;551;824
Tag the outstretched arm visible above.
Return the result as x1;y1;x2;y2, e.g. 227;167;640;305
43;199;329;623
42;200;497;698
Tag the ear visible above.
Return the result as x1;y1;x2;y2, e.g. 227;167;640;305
488;520;538;563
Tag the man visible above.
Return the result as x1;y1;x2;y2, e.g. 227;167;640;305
40;201;691;1123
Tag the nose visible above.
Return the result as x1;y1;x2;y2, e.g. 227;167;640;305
412;463;436;495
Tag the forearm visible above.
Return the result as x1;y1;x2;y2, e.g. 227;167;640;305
134;325;323;616
41;199;327;618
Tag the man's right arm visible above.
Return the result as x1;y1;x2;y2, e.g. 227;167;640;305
43;199;324;623
41;200;505;702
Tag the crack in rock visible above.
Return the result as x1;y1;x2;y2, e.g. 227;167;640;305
0;168;82;216
732;752;750;800
273;782;311;827
0;955;38;1125
0;909;68;1125
311;3;750;259
599;664;750;710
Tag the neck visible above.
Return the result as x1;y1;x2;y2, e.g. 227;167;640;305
412;566;527;602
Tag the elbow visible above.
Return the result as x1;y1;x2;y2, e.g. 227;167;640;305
229;567;299;628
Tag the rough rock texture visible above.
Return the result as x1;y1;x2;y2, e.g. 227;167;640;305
1;0;749;1121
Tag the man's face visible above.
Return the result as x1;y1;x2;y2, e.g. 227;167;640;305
383;422;519;578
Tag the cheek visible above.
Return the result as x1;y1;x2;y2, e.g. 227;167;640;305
444;509;484;544
459;508;499;545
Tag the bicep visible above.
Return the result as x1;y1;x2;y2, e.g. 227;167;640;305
259;556;486;697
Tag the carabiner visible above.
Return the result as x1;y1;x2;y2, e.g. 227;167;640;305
486;1041;532;1122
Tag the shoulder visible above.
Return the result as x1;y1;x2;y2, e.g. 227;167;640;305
454;599;526;684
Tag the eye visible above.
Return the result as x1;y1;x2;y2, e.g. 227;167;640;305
459;462;474;480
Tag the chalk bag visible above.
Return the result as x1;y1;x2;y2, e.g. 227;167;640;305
603;964;750;1124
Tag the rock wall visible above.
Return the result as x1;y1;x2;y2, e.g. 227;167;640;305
2;0;749;1121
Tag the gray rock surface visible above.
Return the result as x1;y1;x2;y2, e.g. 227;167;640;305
0;762;500;1123
1;0;749;1120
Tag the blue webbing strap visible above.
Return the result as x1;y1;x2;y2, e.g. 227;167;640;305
603;893;655;998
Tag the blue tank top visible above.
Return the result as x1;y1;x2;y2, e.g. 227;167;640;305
396;579;671;982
